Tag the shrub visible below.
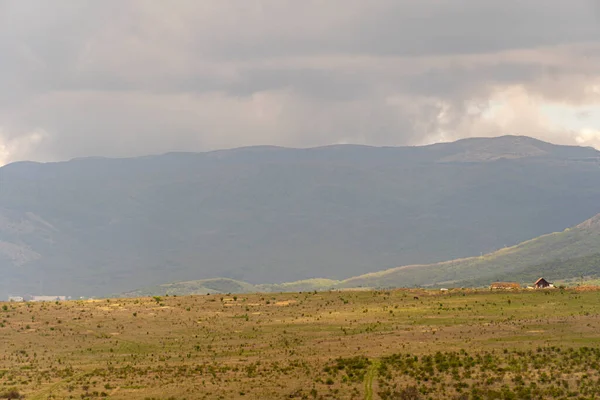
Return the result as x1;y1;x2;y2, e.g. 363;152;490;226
0;389;23;399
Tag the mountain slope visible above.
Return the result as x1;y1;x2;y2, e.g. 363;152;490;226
340;212;600;289
121;212;600;297
461;253;600;287
120;278;260;297
1;135;600;298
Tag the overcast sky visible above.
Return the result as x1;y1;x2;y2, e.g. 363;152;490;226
0;0;599;165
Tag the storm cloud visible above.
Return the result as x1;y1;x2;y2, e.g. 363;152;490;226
1;0;599;164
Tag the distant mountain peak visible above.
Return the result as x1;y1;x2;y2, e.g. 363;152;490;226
458;134;545;142
432;135;599;163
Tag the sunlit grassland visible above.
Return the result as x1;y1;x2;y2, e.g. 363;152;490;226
2;288;600;399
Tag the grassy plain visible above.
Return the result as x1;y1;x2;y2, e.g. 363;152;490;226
2;288;600;399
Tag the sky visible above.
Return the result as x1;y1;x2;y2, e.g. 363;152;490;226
0;0;599;165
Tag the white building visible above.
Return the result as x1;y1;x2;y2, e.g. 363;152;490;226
30;295;67;302
8;296;24;302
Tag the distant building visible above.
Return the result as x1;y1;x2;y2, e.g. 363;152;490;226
490;282;520;290
534;278;552;289
30;295;68;302
8;296;24;302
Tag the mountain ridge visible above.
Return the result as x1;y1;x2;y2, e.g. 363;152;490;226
3;135;597;168
2;135;600;298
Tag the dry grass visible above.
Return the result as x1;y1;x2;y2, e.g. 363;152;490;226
1;288;600;399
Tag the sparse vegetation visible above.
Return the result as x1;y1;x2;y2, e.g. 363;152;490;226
2;288;600;398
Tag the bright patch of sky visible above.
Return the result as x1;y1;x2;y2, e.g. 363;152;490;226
541;104;600;130
541;104;600;147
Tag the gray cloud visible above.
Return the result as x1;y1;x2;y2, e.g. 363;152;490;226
0;0;600;164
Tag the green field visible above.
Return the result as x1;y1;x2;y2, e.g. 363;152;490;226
2;288;600;399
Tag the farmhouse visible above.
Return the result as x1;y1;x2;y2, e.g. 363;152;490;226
534;278;552;289
490;282;520;290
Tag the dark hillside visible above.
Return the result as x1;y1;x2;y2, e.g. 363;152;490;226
1;135;600;297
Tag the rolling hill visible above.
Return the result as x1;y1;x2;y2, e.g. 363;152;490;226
338;212;600;289
2;135;600;298
121;212;600;296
